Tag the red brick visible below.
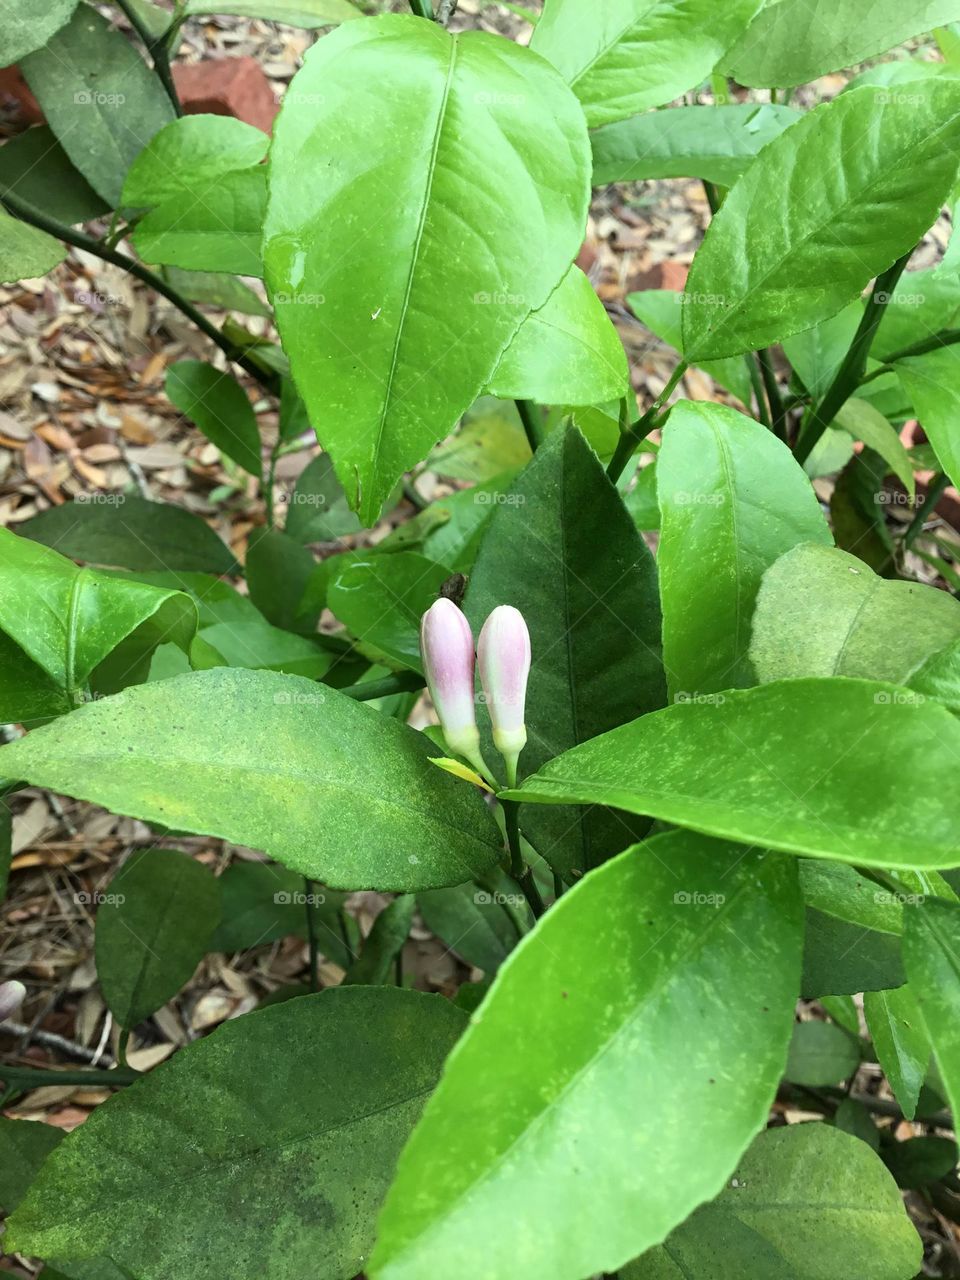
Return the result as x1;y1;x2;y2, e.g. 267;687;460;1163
0;64;44;125
172;57;278;134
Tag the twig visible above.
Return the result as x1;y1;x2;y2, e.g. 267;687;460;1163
115;0;183;116
516;399;545;452
1;1020;117;1066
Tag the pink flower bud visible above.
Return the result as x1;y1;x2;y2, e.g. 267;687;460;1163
0;979;26;1022
478;605;530;786
420;599;488;775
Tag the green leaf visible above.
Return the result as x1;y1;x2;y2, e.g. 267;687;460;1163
903;897;960;1121
211;861;304;951
343;895;415;985
133;167;267;277
783;302;862;400
184;0;361;24
592;103;799;187
0;631;70;725
418;874;528;973
198;617;333;679
864;985;930;1120
245;527;316;632
161;267;270;317
165;360;262;478
682;83;960;360
628;1124;921;1280
530;0;763;128
627;290;753;407
95;849;220;1028
895;349;960;492
0;527;196;703
0;668;501;891
0;1117;63;1213
873;268;960;359
372;832;803;1280
263;14;590;524
19;496;238;574
833;398;914;498
20;4;174;206
466;425;666;875
822;994;860;1035
800;860;903;935
835;1096;880;1150
749;543;960;685
723;0;960;88
656;402;832;699
883;1135;957;1188
487;266;627;404
802;909;905;998
908;635;960;713
0;126;108;226
328;552;451;673
508;677;960;869
122;114;269;208
428;404;530;482
785;1020;860;1085
284;453;362;542
0;0;77;63
6;988;466;1280
0;206;64;282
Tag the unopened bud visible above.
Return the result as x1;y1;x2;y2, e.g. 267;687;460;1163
478;605;530;786
420;599;491;780
0;979;26;1022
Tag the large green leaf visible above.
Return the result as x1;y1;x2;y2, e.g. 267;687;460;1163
6;988;466;1280
909;636;960;714
627;1124;921;1280
0;126;108;226
0;1117;63;1214
95;849;220;1029
165;360;262;478
508;678;960;869
327;552;451;673
486;266;627;404
20;4;174;206
0;0;77;64
902;897;960;1120
833;398;914;498
802;908;905;998
0;668;501;891
0;528;196;705
896;349;960;492
750;543;960;685
19;496;238;574
0;206;65;283
864;985;930;1121
263;14;590;524
122;115;269;208
184;0;361;23
723;0;960;88
373;832;802;1280
682;83;960;360
133;167;267;277
656;402;831;699
591;103;799;188
466;425;666;875
530;0;762;129
418;875;527;974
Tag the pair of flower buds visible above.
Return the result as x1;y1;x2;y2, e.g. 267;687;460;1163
420;600;531;787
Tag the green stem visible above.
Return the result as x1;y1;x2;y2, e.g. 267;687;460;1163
402;478;427;512
748;353;772;428
336;672;425;702
265;440;281;527
0;1064;140;1090
115;0;183;116
503;798;524;881
869;326;960;367
516;399;546;452
0;190;280;396
518;866;545;919
757;348;788;440
606;362;687;484
903;472;950;550
795;250;913;464
304;878;319;993
408;0;435;16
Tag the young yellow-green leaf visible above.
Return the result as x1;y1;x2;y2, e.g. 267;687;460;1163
134;167;267;277
20;5;174;206
682;83;960;360
166;360;262;478
902;897;960;1120
372;833;802;1280
0;0;77;64
184;0;361;24
591;103;800;187
5;988;466;1280
0;207;65;283
466;425;666;875
122;115;269;208
507;678;960;869
864;985;931;1120
0;527;197;702
487;266;628;404
530;0;763;128
95;849;220;1029
263;14;590;524
657;402;832;700
750;543;960;685
833;399;914;498
0;668;501;891
896;349;960;493
723;0;960;88
627;1124;921;1280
